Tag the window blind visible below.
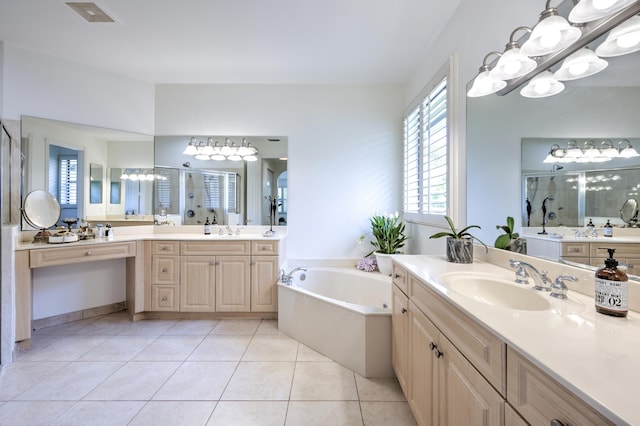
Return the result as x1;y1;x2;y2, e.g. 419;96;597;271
59;156;78;206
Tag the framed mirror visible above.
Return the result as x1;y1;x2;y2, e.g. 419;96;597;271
89;163;103;204
154;135;288;226
21;116;155;226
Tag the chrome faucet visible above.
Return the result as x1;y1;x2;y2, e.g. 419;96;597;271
509;259;552;291
280;267;307;285
550;275;578;299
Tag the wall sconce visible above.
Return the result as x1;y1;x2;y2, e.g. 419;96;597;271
467;52;507;97
120;168;164;181
490;27;538;80
469;0;640;98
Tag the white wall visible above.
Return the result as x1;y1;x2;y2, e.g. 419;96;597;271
155;84;404;260
403;0;547;253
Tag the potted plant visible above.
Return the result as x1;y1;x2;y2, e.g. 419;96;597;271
495;216;527;254
365;213;409;275
429;216;487;263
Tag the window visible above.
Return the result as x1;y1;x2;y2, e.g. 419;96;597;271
404;60;456;224
59;156;78;206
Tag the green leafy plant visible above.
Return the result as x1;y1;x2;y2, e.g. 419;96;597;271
429;215;487;249
365;213;409;256
494;216;520;250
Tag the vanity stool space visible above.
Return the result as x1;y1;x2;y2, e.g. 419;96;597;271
15;235;285;346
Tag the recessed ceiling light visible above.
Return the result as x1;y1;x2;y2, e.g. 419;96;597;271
66;2;114;23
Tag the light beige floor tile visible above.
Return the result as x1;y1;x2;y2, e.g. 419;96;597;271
52;400;145;426
221;362;295;400
355;375;406;401
188;335;252;361
165;319;218;335
212;319;261;335
133;335;205;361
78;335;157;361
0;401;75;426
290;362;358;401
16;362;123;401
83;361;180;400
129;401;216;426
256;320;285;335
16;335;112;362
242;335;299;361
207;401;288;426
117;319;177;336
285;401;363;426
0;361;67;401
153;361;237;400
74;315;132;335
296;344;331;362
360;401;417;426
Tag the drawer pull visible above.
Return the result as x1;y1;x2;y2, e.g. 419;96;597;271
394;273;401;279
550;420;567;426
161;296;168;302
162;268;168;273
261;245;268;250
85;251;92;256
429;341;436;351
161;246;168;251
401;307;407;314
434;348;443;358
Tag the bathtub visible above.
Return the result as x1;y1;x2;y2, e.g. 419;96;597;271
277;267;393;378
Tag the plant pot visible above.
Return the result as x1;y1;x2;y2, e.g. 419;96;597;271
374;252;393;276
507;238;527;254
446;237;473;263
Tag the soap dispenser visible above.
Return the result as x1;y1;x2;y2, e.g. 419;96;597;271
586;218;595;229
595;248;628;317
204;217;211;235
604;220;613;237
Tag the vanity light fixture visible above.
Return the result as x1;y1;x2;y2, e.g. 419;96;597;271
183;137;259;161
521;0;582;57
467;52;507;97
520;71;565;97
490;27;538;80
553;47;608;80
543;139;640;162
569;0;637;23
120;168;165;181
595;14;640;56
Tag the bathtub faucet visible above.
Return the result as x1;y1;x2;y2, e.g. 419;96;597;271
280;267;307;285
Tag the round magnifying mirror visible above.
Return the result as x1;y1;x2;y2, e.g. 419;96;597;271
620;198;639;226
22;190;61;229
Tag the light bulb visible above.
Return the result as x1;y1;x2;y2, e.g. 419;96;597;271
568;61;590;76
617;31;640;48
534;80;551;95
503;61;522;76
592;0;616;9
540;30;561;49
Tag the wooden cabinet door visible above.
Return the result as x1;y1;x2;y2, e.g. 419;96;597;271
251;255;279;312
438;334;503;426
392;284;410;395
216;255;251;312
180;256;216;312
409;301;438;426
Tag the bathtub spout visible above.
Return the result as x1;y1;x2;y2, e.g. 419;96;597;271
280;267;307;285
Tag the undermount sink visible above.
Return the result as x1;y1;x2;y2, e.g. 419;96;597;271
439;272;551;311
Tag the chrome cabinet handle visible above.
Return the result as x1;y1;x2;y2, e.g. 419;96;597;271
162;268;168;273
85;251;92;256
394;273;401;279
550;420;567;426
434;348;443;358
401;307;407;314
214;261;219;266
428;341;436;351
161;296;168;302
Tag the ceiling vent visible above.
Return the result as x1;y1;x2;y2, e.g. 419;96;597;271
66;2;114;23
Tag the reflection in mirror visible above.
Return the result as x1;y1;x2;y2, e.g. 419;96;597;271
89;163;103;204
154;136;288;226
21;116;154;227
109;168;121;204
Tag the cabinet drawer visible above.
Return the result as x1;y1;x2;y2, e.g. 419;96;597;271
30;241;135;268
562;242;589;257
591;243;640;258
151;240;180;255
181;241;250;256
251;240;279;255
410;276;506;396
151;255;180;285
392;263;408;295
151;285;180;311
507;346;614;426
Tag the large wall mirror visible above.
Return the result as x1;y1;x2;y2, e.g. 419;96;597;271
21;116;155;227
154;135;288;226
466;0;640;263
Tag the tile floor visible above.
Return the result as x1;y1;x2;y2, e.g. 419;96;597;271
0;312;417;426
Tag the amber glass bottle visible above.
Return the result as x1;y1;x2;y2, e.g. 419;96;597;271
595;248;628;317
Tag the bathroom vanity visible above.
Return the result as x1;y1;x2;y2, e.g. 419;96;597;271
14;229;285;344
391;250;639;425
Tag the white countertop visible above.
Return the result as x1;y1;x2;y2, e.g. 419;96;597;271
393;254;639;425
